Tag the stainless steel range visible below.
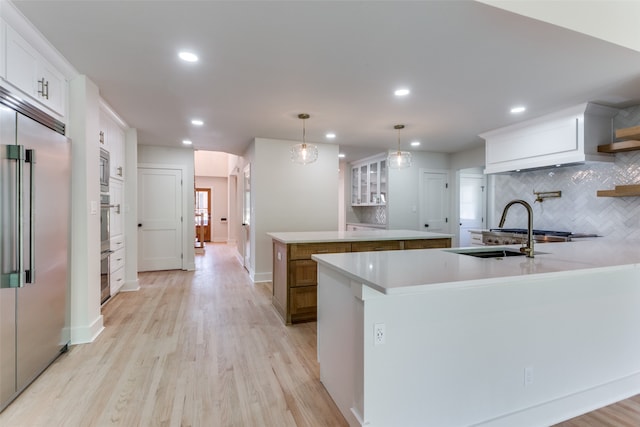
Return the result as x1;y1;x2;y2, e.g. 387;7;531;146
482;229;587;246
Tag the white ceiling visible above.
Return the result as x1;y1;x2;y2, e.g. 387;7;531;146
12;0;640;162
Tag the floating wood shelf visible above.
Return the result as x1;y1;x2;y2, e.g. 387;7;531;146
615;125;640;140
598;139;640;153
597;126;640;153
597;184;640;197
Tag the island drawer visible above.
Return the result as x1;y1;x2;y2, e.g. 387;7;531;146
289;242;351;260
289;285;317;321
403;238;451;250
351;240;402;252
289;260;317;287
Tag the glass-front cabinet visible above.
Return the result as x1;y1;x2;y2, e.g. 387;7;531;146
351;155;387;206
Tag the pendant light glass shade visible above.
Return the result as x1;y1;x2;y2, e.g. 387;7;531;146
387;124;412;169
291;113;318;165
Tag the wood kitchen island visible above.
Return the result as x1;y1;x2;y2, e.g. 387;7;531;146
267;230;452;325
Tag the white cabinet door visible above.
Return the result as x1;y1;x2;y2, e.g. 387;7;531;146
38;58;65;115
109;178;124;239
0;20;6;79
5;25;39;99
99;107;125;180
98;108;110;151
4;25;66;117
110;125;125;180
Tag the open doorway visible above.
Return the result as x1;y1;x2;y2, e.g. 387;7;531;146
458;168;487;247
195;187;211;243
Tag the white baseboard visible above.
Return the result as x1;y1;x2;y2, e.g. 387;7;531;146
253;271;272;283
475;372;640;427
121;278;140;292
70;314;104;345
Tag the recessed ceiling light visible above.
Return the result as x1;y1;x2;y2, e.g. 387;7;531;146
394;88;410;97
338;153;345;158
182;139;192;145
191;119;204;126
510;106;526;114
326;132;336;139
410;141;420;147
179;51;198;62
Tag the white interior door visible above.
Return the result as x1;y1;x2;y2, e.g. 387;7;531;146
419;170;450;233
459;173;486;246
138;167;183;271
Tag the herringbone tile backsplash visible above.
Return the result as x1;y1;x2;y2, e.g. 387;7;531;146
492;105;640;240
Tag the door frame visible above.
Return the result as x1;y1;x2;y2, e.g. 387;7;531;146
195;187;212;242
138;163;191;271
242;163;252;275
457;171;487;247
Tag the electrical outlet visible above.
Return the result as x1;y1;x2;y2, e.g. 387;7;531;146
374;323;385;345
524;366;534;386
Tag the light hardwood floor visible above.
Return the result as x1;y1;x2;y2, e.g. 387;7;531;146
2;243;639;427
0;244;347;427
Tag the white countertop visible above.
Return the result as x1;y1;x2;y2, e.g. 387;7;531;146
267;229;453;244
312;239;640;295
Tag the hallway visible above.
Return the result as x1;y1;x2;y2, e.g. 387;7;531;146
0;244;346;426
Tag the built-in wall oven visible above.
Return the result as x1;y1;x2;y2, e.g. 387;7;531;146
100;194;111;304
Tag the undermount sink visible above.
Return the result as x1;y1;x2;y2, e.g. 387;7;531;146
447;248;539;258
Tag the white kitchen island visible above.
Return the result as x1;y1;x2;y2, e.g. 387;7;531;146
312;240;640;427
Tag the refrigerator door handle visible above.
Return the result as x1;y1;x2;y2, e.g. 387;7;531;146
25;149;35;283
4;145;25;288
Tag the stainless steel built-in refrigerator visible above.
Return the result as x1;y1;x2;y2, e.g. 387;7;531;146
0;86;70;412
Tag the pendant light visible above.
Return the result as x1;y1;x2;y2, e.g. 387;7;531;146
388;124;412;169
290;113;318;165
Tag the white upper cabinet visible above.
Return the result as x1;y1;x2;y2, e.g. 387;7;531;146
481;103;619;174
0;20;5;80
99;103;126;180
351;154;387;206
4;24;66;117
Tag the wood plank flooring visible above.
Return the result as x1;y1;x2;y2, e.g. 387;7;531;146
0;244;347;427
2;243;640;426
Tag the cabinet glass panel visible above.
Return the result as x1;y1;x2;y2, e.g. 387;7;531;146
352;167;359;204
369;162;378;203
360;164;367;203
380;160;387;204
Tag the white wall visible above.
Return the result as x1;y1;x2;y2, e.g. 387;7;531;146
122;128;139;291
137;145;196;270
194;150;229;177
478;0;640;53
251;137;339;282
67;75;103;344
387;150;451;230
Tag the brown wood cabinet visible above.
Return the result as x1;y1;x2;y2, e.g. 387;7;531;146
272;237;451;324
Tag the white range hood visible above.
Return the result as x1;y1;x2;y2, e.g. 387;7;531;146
481;102;619;174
